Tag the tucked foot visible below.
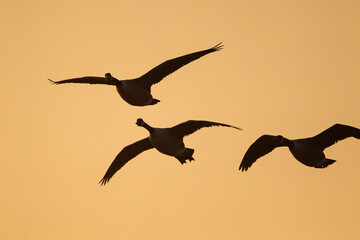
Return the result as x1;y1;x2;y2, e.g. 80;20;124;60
176;156;195;164
176;148;195;165
176;157;187;165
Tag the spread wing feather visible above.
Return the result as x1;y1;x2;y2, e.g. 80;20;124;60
239;135;281;171
99;138;153;185
136;43;223;90
48;76;115;85
307;124;360;150
169;120;241;139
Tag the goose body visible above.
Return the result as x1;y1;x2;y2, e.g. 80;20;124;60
49;43;223;106
99;118;241;185
289;139;326;167
149;128;185;157
239;124;360;171
116;80;157;106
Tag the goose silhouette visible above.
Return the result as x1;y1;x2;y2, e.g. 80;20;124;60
239;124;360;171
49;43;223;106
99;118;241;185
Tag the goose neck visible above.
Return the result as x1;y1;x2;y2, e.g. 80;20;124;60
142;122;154;133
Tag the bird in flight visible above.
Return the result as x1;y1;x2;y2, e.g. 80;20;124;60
239;124;360;171
49;43;223;106
99;118;241;185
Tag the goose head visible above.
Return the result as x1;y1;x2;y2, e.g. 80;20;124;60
275;135;293;147
105;73;120;85
136;118;145;127
274;135;284;142
105;72;113;80
136;118;154;133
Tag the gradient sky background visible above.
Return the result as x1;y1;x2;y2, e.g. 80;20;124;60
1;0;360;239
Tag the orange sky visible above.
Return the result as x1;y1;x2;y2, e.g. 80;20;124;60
1;0;360;239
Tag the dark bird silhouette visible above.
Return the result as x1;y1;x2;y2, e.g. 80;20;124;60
49;43;223;106
99;118;241;185
239;124;360;171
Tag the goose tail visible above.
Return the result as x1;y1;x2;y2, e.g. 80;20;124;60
315;158;336;168
150;99;160;105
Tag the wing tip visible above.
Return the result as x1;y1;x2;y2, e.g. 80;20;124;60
218;122;242;131
212;42;224;51
239;162;250;172
98;177;110;186
48;78;58;84
232;125;243;131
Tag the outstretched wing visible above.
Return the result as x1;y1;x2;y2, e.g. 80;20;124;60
307;124;360;150
48;76;115;85
136;43;223;90
239;135;282;171
169;120;241;139
99;138;153;185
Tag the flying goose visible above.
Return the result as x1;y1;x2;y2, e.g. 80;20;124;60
239;124;360;171
99;118;241;185
49;43;223;106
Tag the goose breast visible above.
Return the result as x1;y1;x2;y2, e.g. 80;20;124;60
150;129;185;156
289;140;325;167
116;81;153;106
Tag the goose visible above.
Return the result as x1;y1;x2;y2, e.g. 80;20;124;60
99;118;241;185
49;43;223;106
239;124;360;171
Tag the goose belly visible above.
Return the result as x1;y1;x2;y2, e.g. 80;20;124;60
289;141;325;167
150;131;185;157
117;83;152;106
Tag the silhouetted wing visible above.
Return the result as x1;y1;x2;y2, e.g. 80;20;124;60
169;120;241;139
136;43;223;90
239;135;281;171
99;138;153;185
48;76;115;85
307;124;360;150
